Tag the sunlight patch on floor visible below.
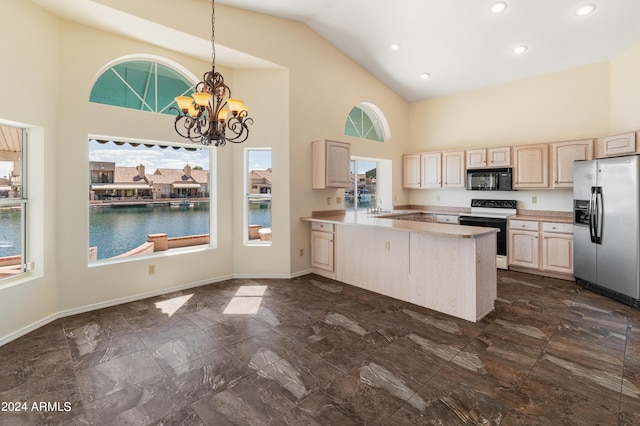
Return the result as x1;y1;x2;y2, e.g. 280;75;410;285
223;285;267;314
155;294;193;317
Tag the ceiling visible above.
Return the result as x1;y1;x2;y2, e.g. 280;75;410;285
34;0;640;103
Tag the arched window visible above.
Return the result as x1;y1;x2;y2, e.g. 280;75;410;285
344;102;390;142
90;60;194;115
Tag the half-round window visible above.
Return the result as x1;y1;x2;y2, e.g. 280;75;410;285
344;102;390;142
90;60;194;115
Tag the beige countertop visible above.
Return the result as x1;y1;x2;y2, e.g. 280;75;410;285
302;211;499;238
509;212;573;224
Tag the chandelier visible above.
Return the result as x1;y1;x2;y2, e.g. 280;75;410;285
171;0;253;146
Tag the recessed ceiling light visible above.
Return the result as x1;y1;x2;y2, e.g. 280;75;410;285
391;44;400;51
512;45;528;54
490;1;508;13
574;3;596;16
419;73;431;80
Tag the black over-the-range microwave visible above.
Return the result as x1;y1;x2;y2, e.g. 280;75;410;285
466;168;513;191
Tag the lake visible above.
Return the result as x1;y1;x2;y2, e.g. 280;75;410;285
0;202;272;261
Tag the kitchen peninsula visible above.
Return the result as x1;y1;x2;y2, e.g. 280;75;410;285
303;212;499;322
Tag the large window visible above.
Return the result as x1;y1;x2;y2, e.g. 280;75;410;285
245;149;272;245
0;125;27;281
88;139;212;262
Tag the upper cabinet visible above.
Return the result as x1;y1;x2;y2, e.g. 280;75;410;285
312;140;351;189
421;152;442;188
442;150;465;187
596;132;636;158
465;149;487;169
402;154;421;189
402;151;464;188
466;147;511;169
550;139;594;188
513;143;549;189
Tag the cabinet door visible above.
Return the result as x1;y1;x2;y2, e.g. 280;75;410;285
508;229;539;269
442;150;465;188
466;149;486;169
551;139;593;188
542;233;573;274
513;144;548;188
596;132;636;158
311;230;334;272
421;152;442;188
488;147;511;167
402;154;421;188
326;141;351;187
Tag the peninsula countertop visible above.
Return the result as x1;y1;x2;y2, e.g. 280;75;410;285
302;211;499;238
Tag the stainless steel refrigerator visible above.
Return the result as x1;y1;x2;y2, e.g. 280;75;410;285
573;155;640;308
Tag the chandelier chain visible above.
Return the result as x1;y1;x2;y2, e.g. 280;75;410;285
211;0;216;72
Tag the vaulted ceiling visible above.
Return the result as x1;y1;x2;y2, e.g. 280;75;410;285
32;0;640;102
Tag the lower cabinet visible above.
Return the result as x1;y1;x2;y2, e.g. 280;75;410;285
508;219;573;278
310;222;335;279
541;223;574;274
336;225;410;301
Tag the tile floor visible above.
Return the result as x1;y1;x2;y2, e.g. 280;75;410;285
0;270;639;425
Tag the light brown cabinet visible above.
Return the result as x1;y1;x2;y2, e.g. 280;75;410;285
542;222;573;275
310;222;335;279
466;149;487;169
421;152;442;188
550;139;594;187
596;132;636;158
512;144;549;188
508;220;540;269
312;140;351;189
466;147;511;169
402;154;421;188
508;219;573;278
442;150;465;187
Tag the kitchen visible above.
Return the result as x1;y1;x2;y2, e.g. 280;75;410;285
306;132;640;320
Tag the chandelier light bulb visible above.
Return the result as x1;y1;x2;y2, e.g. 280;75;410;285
490;1;508;14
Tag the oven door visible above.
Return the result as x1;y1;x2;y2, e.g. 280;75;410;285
459;215;507;256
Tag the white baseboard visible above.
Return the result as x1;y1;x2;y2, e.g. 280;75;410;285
0;270;313;347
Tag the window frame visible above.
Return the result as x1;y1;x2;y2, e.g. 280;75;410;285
0;126;28;282
87;135;216;265
244;147;272;247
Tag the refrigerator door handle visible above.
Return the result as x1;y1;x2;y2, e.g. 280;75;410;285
594;186;603;244
589;186;597;243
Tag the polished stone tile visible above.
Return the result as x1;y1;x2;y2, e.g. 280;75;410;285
75;349;164;402
164;347;255;402
150;329;222;371
386;373;511;425
2;270;640;424
82;374;186;425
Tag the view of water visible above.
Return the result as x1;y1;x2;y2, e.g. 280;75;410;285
0;208;22;258
0;202;272;261
89;202;271;260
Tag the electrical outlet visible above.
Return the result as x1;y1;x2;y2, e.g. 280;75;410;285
327;197;332;205
437;195;441;201
336;197;342;204
299;248;304;257
148;264;156;275
384;241;391;251
531;196;537;204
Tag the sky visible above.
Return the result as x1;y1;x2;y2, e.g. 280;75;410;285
89;139;210;171
0;142;273;180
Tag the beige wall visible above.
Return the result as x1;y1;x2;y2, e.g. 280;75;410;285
610;43;640;132
407;53;640;211
0;0;410;342
2;0;640;344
